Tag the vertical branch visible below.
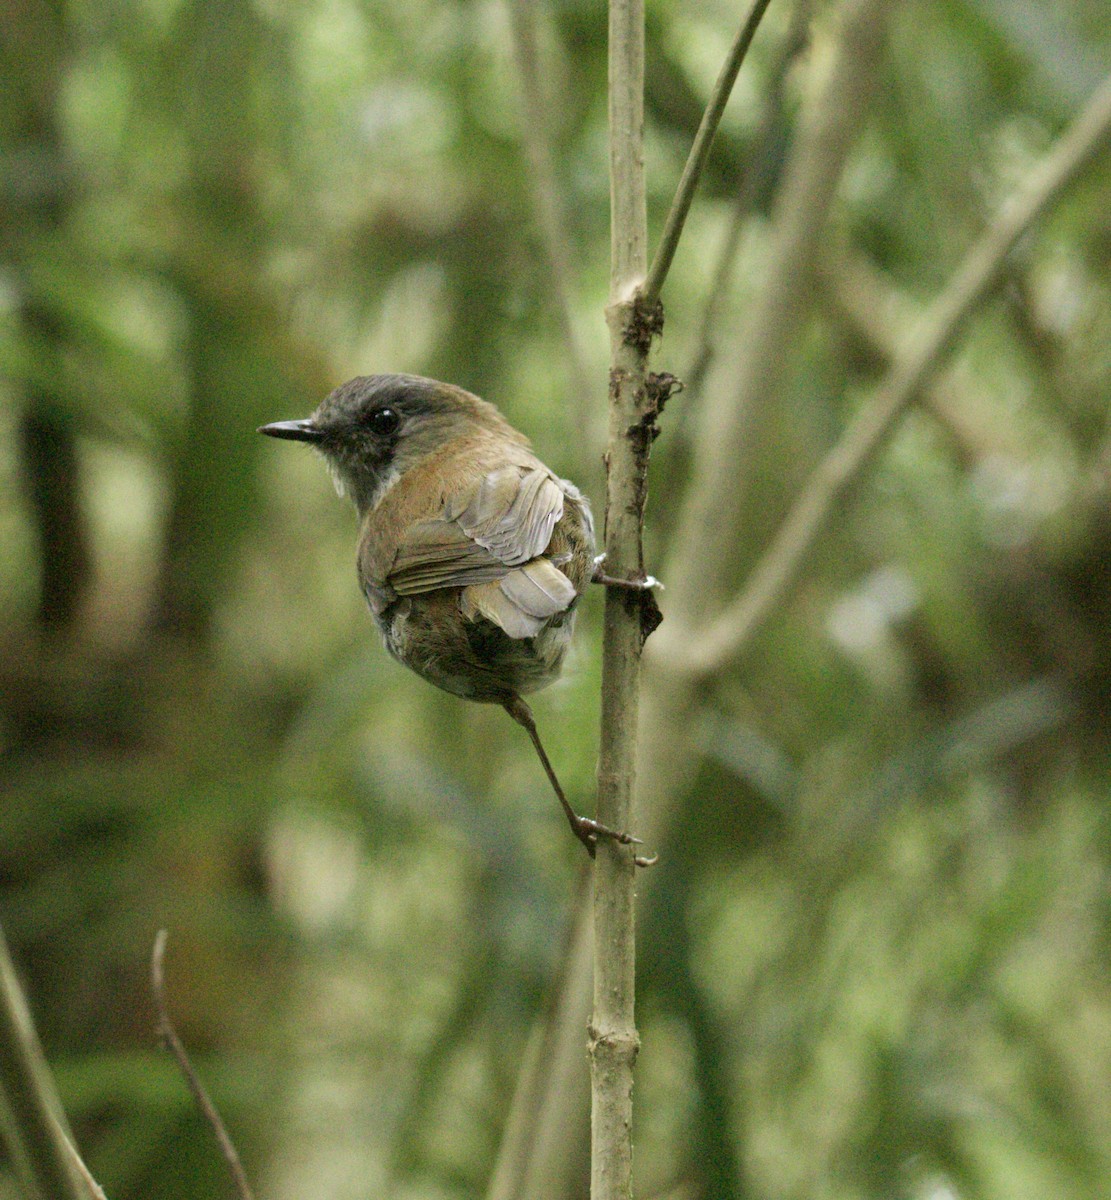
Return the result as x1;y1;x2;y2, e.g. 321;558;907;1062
593;1;655;1199
607;0;647;302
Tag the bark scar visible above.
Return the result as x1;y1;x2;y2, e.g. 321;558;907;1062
621;294;664;354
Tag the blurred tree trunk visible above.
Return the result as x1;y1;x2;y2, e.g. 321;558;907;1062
19;322;91;634
2;2;91;636
152;281;252;643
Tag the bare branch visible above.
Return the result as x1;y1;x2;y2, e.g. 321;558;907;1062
607;0;647;296
820;247;1001;465
151;931;256;1200
682;0;814;407
492;5;892;1192
643;0;778;305
664;68;1111;678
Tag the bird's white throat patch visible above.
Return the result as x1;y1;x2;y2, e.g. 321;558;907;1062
367;465;402;511
321;456;401;513
325;457;348;500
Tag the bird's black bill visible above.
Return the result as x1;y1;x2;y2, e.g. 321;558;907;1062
257;419;323;443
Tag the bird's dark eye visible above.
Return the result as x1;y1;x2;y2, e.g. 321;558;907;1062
367;406;400;436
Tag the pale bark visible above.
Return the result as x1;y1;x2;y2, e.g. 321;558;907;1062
592;0;650;1195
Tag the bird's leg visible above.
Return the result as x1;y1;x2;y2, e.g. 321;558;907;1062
503;696;653;863
591;553;663;592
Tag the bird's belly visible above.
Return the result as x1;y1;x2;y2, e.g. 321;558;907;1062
376;592;572;704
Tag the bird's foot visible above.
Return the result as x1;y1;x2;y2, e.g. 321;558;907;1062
591;554;664;592
569;811;658;868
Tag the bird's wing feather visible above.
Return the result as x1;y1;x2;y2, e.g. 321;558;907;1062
388;523;510;594
389;464;566;597
445;466;562;565
459;560;577;639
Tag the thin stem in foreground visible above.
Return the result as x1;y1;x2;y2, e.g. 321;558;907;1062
0;922;90;1200
151;931;255;1200
642;0;777;305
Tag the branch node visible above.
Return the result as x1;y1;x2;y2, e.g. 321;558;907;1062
625;371;681;447
587;1025;643;1063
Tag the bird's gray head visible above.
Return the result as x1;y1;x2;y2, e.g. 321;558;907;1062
258;373;523;514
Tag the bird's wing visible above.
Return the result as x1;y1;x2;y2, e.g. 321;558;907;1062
384;521;509;594
444;464;562;564
384;464;578;639
388;464;566;596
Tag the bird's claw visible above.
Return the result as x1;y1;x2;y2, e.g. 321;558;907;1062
591;555;664;592
575;816;641;846
570;813;656;866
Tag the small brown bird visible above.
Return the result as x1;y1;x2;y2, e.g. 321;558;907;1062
259;373;639;856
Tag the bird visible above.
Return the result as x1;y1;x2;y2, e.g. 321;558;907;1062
259;373;641;857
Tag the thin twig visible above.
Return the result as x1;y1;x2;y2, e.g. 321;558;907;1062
658;0;893;633
663;67;1111;678
643;0;777;305
506;0;595;411
0;921;90;1200
151;930;256;1200
682;0;813;409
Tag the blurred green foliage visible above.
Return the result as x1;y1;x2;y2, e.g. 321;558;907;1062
1;0;1110;1197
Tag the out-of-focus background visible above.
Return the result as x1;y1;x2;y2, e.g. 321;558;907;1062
2;0;1110;1196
